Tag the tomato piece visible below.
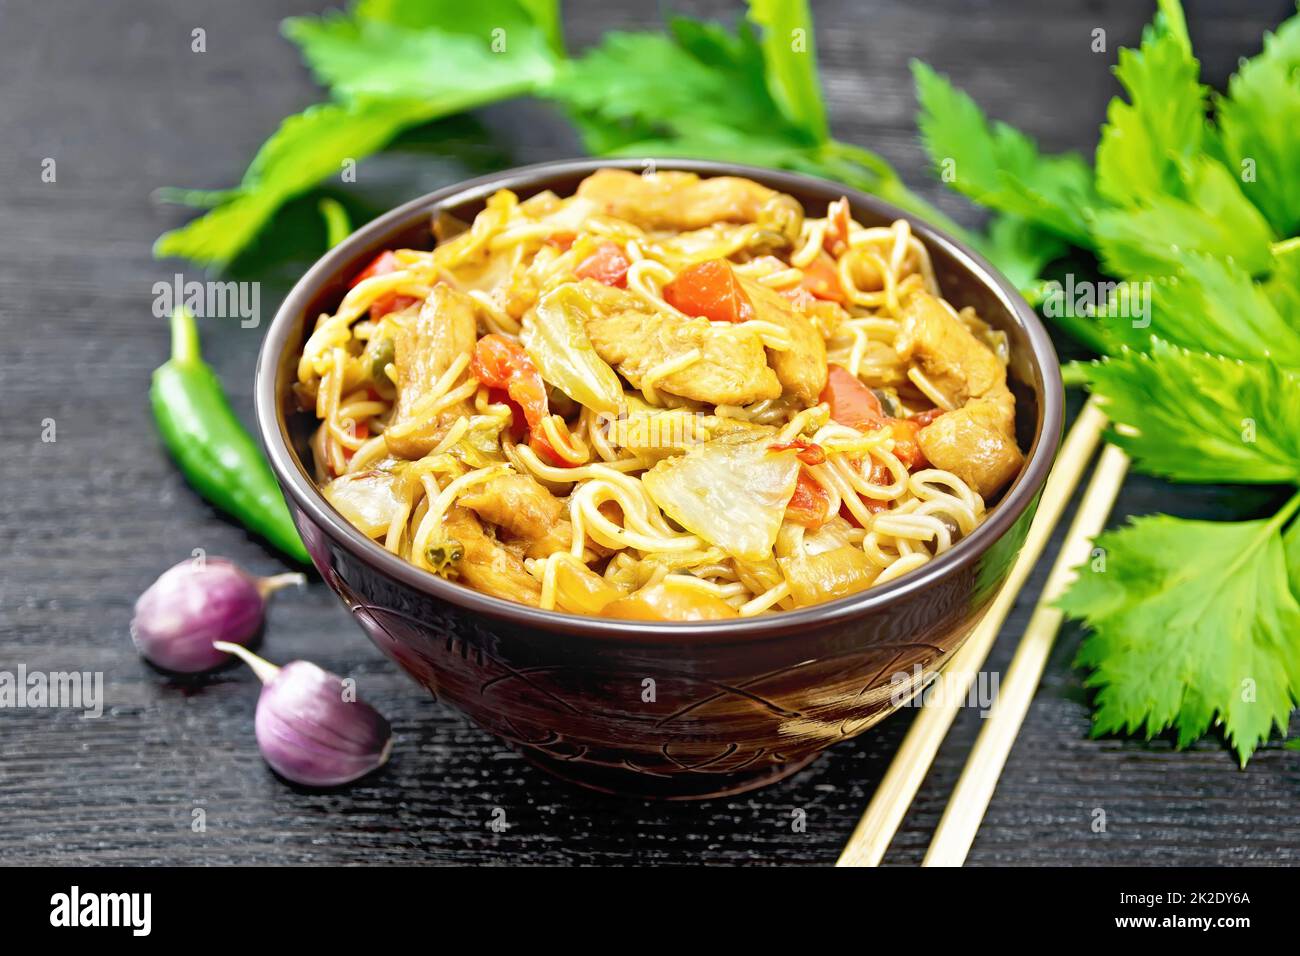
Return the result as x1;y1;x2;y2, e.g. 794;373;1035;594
528;430;570;468
341;421;370;463
769;439;827;466
786;470;831;529
574;240;630;287
819;368;929;468
347;250;417;317
823;197;852;254
909;407;945;427
474;336;578;468
472;335;548;428
370;294;418;319
663;259;755;324
348;250;399;288
546;231;577;251
487;387;528;443
820;365;886;431
837;458;893;528
838;494;890;528
800;252;846;303
888;418;928;470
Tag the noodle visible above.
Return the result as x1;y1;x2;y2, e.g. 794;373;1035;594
298;170;1023;619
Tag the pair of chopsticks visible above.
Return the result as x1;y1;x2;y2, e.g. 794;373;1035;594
837;399;1130;867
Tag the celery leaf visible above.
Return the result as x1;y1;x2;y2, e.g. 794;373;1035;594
912;60;1099;247
1083;341;1300;484
1062;508;1300;765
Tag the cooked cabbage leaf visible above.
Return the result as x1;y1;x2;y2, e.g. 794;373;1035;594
643;439;799;561
523;285;624;415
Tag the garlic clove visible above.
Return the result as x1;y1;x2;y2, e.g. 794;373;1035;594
216;642;393;788
130;559;303;674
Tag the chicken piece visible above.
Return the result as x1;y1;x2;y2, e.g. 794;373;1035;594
460;473;574;559
384;284;478;459
576;169;800;237
978;385;1018;436
564;278;782;406
917;399;1024;499
896;292;1006;407
587;309;781;407
573;279;781;406
740;277;828;405
460;473;563;540
441;506;542;605
897;293;1023;497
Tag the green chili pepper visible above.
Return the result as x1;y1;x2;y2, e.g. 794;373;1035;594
318;197;352;249
151;307;311;564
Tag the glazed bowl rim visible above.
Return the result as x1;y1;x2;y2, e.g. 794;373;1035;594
255;157;1063;643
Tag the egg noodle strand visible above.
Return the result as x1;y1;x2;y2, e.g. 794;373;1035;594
296;179;1008;615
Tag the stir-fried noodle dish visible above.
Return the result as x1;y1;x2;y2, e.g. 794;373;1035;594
297;169;1025;621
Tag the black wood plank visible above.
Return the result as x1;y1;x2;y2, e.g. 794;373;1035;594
1;0;1296;866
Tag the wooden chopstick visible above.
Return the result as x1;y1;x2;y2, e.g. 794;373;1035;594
836;399;1109;867
921;442;1131;866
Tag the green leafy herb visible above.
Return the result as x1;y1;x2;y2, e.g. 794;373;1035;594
1061;499;1300;766
549;8;970;240
1094;3;1205;207
1265;241;1300;319
975;215;1068;291
551;20;805;157
156;0;987;271
912;60;1098;246
1084;341;1300;484
918;0;1300;761
283;3;556;105
1148;253;1300;364
318;197;352;248
1091;157;1277;278
156;0;561;267
155;97;440;267
1215;14;1300;236
745;0;828;142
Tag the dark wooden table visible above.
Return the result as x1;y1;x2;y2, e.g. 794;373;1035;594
2;0;1297;866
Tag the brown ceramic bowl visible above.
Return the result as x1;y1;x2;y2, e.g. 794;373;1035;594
256;158;1063;799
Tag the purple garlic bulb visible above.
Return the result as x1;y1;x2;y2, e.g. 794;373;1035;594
131;558;304;673
214;642;393;788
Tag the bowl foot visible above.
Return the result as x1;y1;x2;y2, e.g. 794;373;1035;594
516;747;823;800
